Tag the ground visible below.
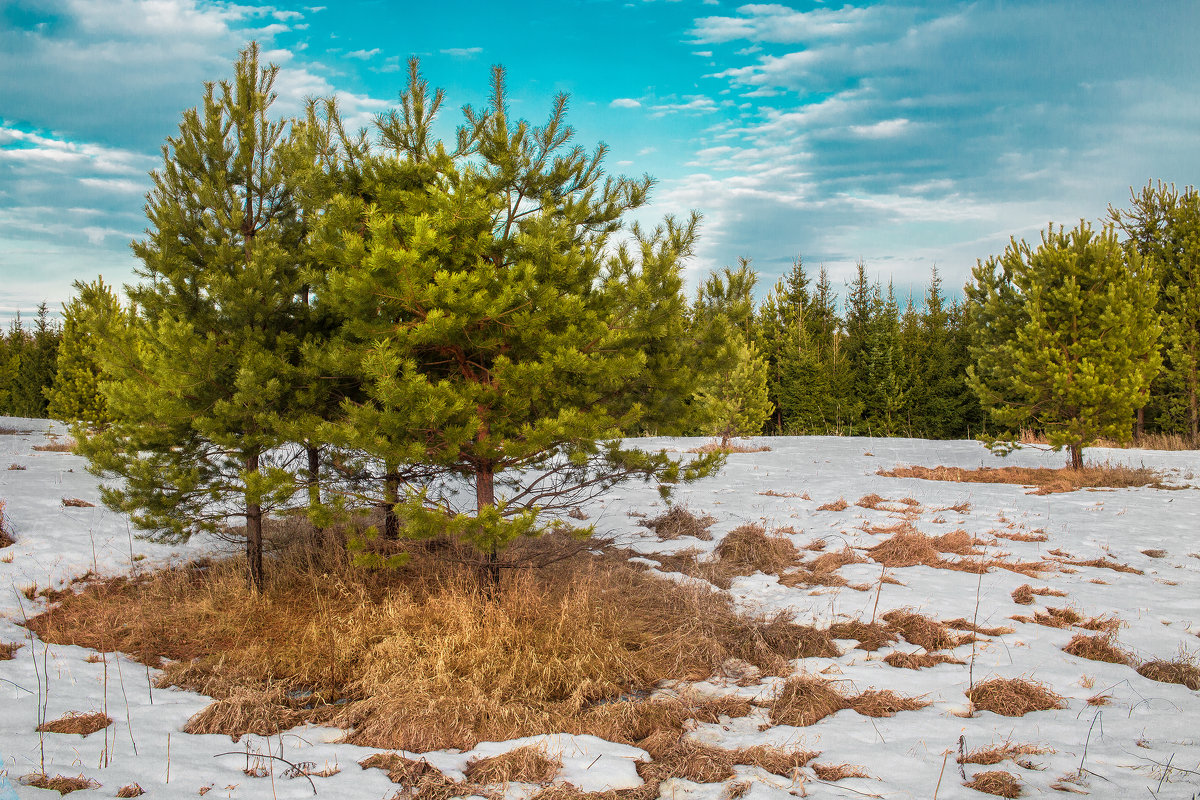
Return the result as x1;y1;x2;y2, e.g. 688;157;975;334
1;417;1198;799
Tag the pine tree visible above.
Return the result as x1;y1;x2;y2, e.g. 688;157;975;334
862;283;907;435
46;279;124;425
314;61;718;578
966;222;1161;468
78;44;308;590
1110;181;1200;442
695;337;773;447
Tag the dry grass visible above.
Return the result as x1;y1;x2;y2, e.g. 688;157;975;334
756;490;809;499
713;524;800;576
883;651;964;669
768;675;849;727
729;745;817;776
959;743;1054;766
1141;548;1167;558
1136;655;1200;690
1;641;22;660
465;746;561;785
1062;634;1133;665
0;425;33;435
20;774;100;795
7;463;26;470
945;619;1014;636
29;538;826;751
639;506;716;540
828;620;897;651
1011;584;1067;605
967;679;1066;716
32;438;76;453
866;527;1035;575
811;763;870;781
360;753;472;800
878;463;1175;494
61;497;95;508
115;785;144;798
36;711;113;736
687;441;771;454
881;610;972;651
816;498;849;511
850;689;930;717
780;547;865;589
994;528;1049;543
1057;557;1143;575
964;770;1022;797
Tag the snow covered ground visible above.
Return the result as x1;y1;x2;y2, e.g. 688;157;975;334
1;416;1198;799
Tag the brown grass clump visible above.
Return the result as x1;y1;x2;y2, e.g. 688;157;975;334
637;735;738;784
934;530;983;555
21;774;100;795
855;493;888;510
879;462;1173;494
30;544;821;751
32;438;77;452
686;441;771;454
959;743;1054;766
964;770;1022;797
729;745;817;776
640;506;717;540
1011;584;1067;605
61;497;95;508
115;784;145;797
1141;548;1167;558
994;529;1049;543
780;546;864;589
0;641;22;660
714;524;800;576
360;753;470;800
945;619;1014;636
1136;657;1200;690
882;652;964;670
867;529;941;567
7;463;26;470
768;675;849;727
36;711;113;736
817;498;849;512
465;745;561;785
1025;606;1082;629
827;620;897;651
1062;634;1133;665
0;426;33;435
967;679;1066;716
811;763;870;781
850;689;930;717
882;610;970;651
1058;557;1143;575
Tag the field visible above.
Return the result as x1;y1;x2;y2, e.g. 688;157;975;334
1;417;1199;799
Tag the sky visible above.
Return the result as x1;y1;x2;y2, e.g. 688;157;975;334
2;0;1199;325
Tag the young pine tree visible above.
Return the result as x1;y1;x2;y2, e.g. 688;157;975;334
78;44;308;590
46;278;124;426
967;222;1161;468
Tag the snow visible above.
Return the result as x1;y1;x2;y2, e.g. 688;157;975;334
2;417;1199;798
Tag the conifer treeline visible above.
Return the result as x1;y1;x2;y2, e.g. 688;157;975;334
0;305;60;419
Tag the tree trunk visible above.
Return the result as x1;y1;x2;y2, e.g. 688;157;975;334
1136;407;1145;440
1190;365;1198;446
383;471;400;540
306;443;320;508
246;451;264;592
1068;442;1083;471
476;464;500;586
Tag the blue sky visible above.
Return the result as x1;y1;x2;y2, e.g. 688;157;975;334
2;0;1199;324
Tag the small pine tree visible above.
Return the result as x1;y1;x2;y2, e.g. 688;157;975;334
967;222;1161;468
46;279;124;426
695;337;773;447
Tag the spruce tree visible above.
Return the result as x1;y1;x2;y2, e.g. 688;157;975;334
46;278;124;425
314;61;718;578
695;337;773;447
78;44;308;590
967;222;1161;468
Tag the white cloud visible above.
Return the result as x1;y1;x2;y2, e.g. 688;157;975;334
848;118;912;139
440;47;483;58
649;95;718;117
346;48;381;60
691;4;874;45
609;98;642;108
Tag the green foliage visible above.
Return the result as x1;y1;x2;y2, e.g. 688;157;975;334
0;307;60;419
695;337;773;445
966;221;1161;466
46;278;124;425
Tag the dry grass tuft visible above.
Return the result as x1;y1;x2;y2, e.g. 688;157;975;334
964;770;1022;797
640;506;717;540
1011;584;1067;605
7;463;26;470
768;675;849;727
36;711;112;736
959;743;1053;766
850;689;930;717
0;426;33;435
967;678;1066;716
828;620;897;651
714;524;800;576
879;462;1174;494
21;774;100;795
994;528;1049;543
855;493;888;509
1058;557;1143;575
1136;656;1200;690
883;651;964;670
0;641;22;660
360;753;470;800
945;619;1014;636
686;441;771;454
1141;548;1167;558
1062;634;1133;665
934;530;983;555
30;543;821;751
32;438;76;453
61;497;95;508
882;610;971;651
867;528;941;567
729;745;817;776
780;547;866;589
817;498;849;512
465;745;561;785
811;763;870;781
637;734;738;784
115;784;145;797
